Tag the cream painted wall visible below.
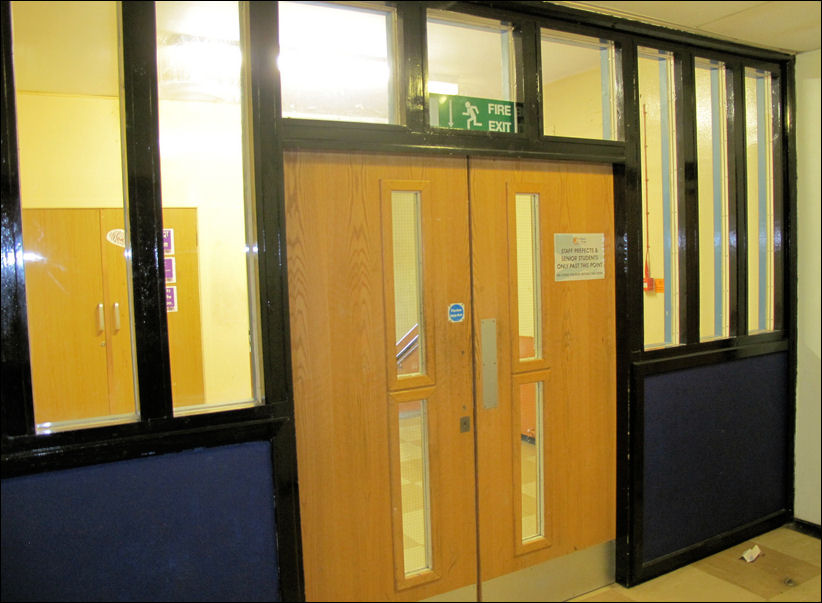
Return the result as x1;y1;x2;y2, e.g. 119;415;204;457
794;49;821;526
158;99;254;405
543;67;605;139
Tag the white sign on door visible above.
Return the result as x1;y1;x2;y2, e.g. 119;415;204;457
554;233;605;282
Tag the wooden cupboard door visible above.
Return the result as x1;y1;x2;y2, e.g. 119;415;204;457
22;208;113;424
99;209;136;415
285;151;477;602
161;207;205;409
470;158;616;600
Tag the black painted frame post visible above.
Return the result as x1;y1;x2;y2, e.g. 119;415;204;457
247;2;304;600
248;0;290;417
725;65;739;337
398;2;426;132
679;53;700;345
519;19;540;143
0;0;34;438
782;56;798;521
120;1;172;420
731;61;749;335
615;38;642;586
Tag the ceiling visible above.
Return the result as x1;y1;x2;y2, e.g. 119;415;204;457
548;1;822;54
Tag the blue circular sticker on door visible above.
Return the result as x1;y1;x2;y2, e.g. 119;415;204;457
448;303;465;323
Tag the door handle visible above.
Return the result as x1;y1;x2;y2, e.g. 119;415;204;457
481;318;498;409
113;302;121;331
96;303;105;333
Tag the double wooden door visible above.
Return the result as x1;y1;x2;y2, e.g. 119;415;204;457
285;152;615;601
23;207;205;426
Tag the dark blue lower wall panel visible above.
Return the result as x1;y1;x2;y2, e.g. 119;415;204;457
642;353;789;562
1;441;279;602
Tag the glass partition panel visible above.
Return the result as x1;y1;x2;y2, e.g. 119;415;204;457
745;68;776;334
639;48;681;349
156;1;263;414
392;191;426;377
519;381;544;542
695;58;730;341
398;400;433;575
515;194;541;360
427;10;519;133
12;1;139;432
541;29;619;140
278;1;398;124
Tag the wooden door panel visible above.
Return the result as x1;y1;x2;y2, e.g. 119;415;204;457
285;151;476;602
470;158;616;583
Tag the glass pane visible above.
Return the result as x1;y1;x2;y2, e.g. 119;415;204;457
427;10;519;133
278;1;397;124
398;400;432;575
541;29;619;140
515;194;541;360
519;382;544;541
156;1;263;414
639;48;681;349
12;1;138;432
696;59;730;341
392;192;425;377
745;68;776;334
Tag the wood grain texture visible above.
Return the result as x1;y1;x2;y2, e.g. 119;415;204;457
99;209;137;415
470;158;616;582
285;151;476;602
23;208;111;424
162;208;205;408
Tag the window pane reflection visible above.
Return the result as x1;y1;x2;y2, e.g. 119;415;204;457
12;0;138;431
156;1;264;414
392;191;425;377
520;381;544;541
398;400;432;575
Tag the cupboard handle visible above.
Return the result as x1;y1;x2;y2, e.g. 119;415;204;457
96;303;105;333
113;302;121;331
481;318;498;409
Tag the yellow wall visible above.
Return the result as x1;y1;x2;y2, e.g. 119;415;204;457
543;67;605;139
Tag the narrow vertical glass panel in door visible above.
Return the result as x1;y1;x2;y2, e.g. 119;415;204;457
541;29;619;140
427;10;520;133
398;400;433;575
639;48;681;350
392;192;425;377
515;194;541;360
519;381;544;542
695;59;731;341
745;68;776;334
278;1;398;124
11;1;138;432
155;1;263;414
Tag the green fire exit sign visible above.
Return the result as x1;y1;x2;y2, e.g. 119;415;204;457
429;93;518;133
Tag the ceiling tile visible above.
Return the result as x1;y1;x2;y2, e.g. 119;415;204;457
701;1;822;53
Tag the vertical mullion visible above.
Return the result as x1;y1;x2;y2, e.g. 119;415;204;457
397;2;426;131
1;0;35;436
520;20;540;143
248;0;289;410
623;41;643;354
679;53;699;344
120;1;172;420
724;62;739;337
730;61;748;335
771;69;785;333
